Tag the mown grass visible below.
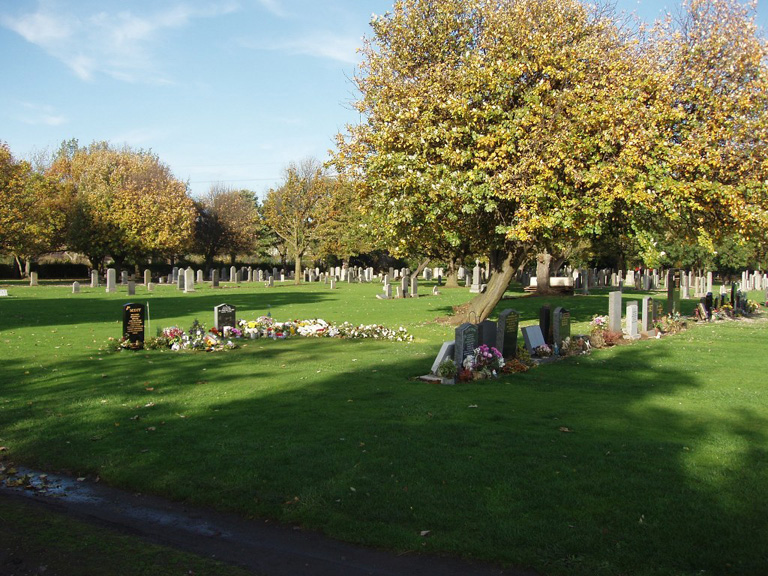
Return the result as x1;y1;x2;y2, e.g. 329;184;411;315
1;279;767;575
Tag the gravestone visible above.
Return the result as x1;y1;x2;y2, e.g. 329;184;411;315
705;292;713;319
706;271;713;294
376;283;392;300
267;276;274;288
29;272;38;286
197;270;204;283
127;281;136;296
184;268;195;293
552;307;571;349
431;341;456;375
395;286;403;299
625;302;640;339
177;272;185;291
432;286;440;296
330;278;336;289
400;276;409;297
641;296;654;334
121;271;128;285
91;270;99;288
230;266;238;283
72;281;80;294
454;323;479;371
608;291;622;332
172;267;179;282
470;261;482;293
581;268;589;294
0;289;8;297
214;303;236;330
410;276;418;298
465;275;471;288
496;309;520;359
521;325;547;356
144;269;151;286
665;269;678;314
106;269;116;293
147;282;154;292
122;303;145;349
539;305;552;345
257;269;264;282
479;320;497;349
212;269;220;288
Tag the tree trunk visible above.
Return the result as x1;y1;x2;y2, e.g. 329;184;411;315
536;251;555;295
445;256;459;288
294;254;302;285
452;251;519;324
413;258;430;278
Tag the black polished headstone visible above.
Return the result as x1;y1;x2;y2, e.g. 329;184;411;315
122;303;145;349
454;323;478;371
496;309;520;359
214;303;236;330
479;320;497;349
539;305;552;345
553;307;571;348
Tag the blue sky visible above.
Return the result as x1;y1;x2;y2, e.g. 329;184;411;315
1;0;766;198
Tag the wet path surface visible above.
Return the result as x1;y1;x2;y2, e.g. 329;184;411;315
1;467;534;576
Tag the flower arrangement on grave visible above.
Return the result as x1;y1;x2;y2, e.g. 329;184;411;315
534;344;553;358
655;312;686;335
561;336;590;356
502;344;534;373
463;344;505;379
109;316;414;352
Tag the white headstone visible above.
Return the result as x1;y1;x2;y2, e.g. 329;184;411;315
106;268;116;293
625;302;640;339
72;281;80;294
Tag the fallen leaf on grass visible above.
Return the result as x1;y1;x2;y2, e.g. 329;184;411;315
559;427;573;433
146;426;156;432
420;530;431;537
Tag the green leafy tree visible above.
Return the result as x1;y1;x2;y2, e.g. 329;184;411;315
261;158;332;284
194;184;263;269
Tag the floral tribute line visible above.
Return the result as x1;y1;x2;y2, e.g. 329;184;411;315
110;316;413;352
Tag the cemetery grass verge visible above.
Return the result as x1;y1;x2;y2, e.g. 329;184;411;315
1;282;767;576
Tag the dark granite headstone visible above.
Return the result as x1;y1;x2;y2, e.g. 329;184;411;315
731;284;736;306
212;269;220;288
539;305;552;345
454;323;478;371
214;303;236;330
479;320;497;349
552;307;571;348
122;303;145;349
496;309;520;359
705;292;713;319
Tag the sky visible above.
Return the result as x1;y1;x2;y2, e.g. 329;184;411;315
1;0;767;199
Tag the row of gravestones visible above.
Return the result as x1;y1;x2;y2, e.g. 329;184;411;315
122;302;241;349
377;274;442;299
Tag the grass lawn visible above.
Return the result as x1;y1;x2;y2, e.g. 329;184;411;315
1;279;767;575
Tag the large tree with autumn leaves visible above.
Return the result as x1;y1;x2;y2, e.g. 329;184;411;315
49;141;196;271
334;0;768;322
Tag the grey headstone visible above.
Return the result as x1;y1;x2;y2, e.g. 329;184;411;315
431;341;456;375
521;326;546;355
626;302;639;339
608;291;622;332
91;270;99;288
106;269;116;293
127;281;136;296
410;276;418;298
72;281;80;294
29;272;39;286
539;305;552;345
212;269;220;288
197;269;204;283
230;266;238;283
144;269;151;285
641;296;654;333
184;268;195;292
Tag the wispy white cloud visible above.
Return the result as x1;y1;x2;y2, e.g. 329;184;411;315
238;31;362;64
17;102;68;126
255;0;287;18
1;1;240;83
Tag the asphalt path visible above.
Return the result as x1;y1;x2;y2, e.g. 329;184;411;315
1;468;538;576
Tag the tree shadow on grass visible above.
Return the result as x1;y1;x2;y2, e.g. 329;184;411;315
1;331;766;575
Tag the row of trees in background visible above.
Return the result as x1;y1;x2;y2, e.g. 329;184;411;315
0;140;373;282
